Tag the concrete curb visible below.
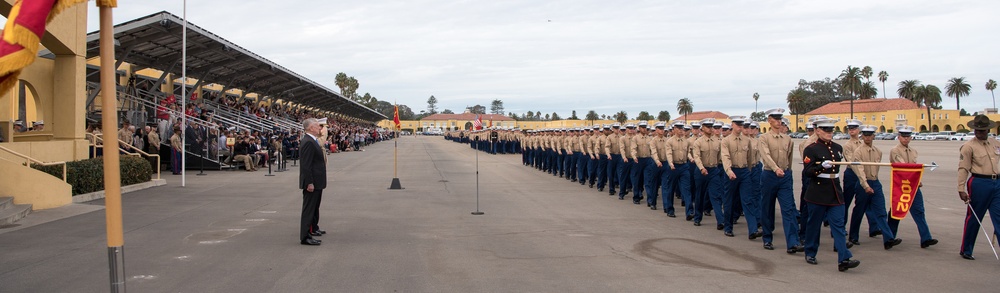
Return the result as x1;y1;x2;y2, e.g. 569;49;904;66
72;179;167;203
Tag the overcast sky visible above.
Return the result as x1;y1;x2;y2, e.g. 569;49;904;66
86;0;1000;118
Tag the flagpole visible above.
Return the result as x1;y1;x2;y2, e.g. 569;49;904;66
98;1;126;291
472;130;484;215
180;0;187;187
389;101;403;189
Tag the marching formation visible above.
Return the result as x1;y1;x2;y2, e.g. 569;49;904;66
444;111;1000;270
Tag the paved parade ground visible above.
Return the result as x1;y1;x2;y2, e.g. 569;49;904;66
1;136;998;292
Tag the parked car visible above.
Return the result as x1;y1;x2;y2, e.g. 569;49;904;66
874;133;887;140
949;133;968;141
931;132;950;141
881;133;897;140
913;133;926;140
832;133;850;140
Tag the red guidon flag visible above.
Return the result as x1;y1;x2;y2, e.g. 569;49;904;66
0;0;90;93
889;162;924;220
392;104;401;130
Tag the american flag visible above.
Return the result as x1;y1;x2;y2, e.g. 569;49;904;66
472;114;482;130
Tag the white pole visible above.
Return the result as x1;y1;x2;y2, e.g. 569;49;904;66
181;0;187;186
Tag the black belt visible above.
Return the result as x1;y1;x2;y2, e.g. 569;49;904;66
972;173;1000;180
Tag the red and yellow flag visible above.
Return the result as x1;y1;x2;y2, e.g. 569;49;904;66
0;0;90;93
889;162;924;220
392;104;401;130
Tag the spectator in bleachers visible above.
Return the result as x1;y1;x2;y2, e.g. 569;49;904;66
31;120;44;131
233;135;257;171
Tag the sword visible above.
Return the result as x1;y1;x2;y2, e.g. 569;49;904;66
967;203;1000;260
824;161;939;172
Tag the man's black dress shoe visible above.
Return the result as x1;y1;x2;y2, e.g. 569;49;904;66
693;221;701;226
960;253;975;260
870;230;882;237
716;224;724;230
724;231;734;237
921;239;938;248
787;248;798;254
301;239;321;246
633;200;641;205
309;232;323;237
838;259;860;272
598;187;604;192
317;230;327;234
884;238;902;250
749;231;763;240
846;242;854;249
805;256;817;265
619;195;625;200
686;214;694;221
763;242;774;250
666;212;676;218
848;239;859;246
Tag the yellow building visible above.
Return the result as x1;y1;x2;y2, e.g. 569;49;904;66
796;98;989;133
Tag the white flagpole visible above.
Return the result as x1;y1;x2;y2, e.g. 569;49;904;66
180;0;187;186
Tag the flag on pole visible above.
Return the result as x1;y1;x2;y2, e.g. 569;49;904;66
392;104;401;130
889;162;924;220
0;0;89;93
472;114;482;130
488;118;493;128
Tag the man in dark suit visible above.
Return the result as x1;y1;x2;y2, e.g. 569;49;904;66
298;118;327;246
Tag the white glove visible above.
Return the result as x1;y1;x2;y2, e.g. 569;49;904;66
821;160;833;169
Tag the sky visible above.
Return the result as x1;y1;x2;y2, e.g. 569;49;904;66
85;0;1000;119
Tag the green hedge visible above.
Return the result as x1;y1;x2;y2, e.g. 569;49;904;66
32;156;152;195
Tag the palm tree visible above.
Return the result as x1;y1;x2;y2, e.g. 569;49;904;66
987;79;998;109
859;81;878;99
586;110;599;125
878;71;888;98
334;72;349;95
897;80;921;103
752;92;760;113
614;111;628;124
861;66;873;82
839;66;862;119
787;88;807;131
677;98;693;122
915;84;942;132
945;77;971;111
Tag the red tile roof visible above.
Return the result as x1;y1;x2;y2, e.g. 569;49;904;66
421;113;515;121
676;111;729;121
806;98;922;115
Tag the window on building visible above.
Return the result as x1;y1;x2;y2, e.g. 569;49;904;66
881;115;885;121
921;113;925;119
946;114;949;119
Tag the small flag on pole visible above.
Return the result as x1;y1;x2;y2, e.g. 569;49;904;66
890;162;924;220
393;104;401;130
472;114;482;130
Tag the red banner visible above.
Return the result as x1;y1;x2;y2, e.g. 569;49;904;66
0;0;88;93
890;163;924;220
392;105;401;130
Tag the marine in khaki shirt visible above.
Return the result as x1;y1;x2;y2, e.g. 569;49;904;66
630;131;652;161
758;126;793;175
957;131;1000;194
850;134;882;193
649;127;670;167
605;128;621;157
721;127;752;179
692;126;721;174
665;126;691;170
619;128;635;163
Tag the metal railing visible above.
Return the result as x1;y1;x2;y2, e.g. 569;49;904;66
0;144;67;182
86;133;162;180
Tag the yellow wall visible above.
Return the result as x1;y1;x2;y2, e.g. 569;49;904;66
791;108;979;133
